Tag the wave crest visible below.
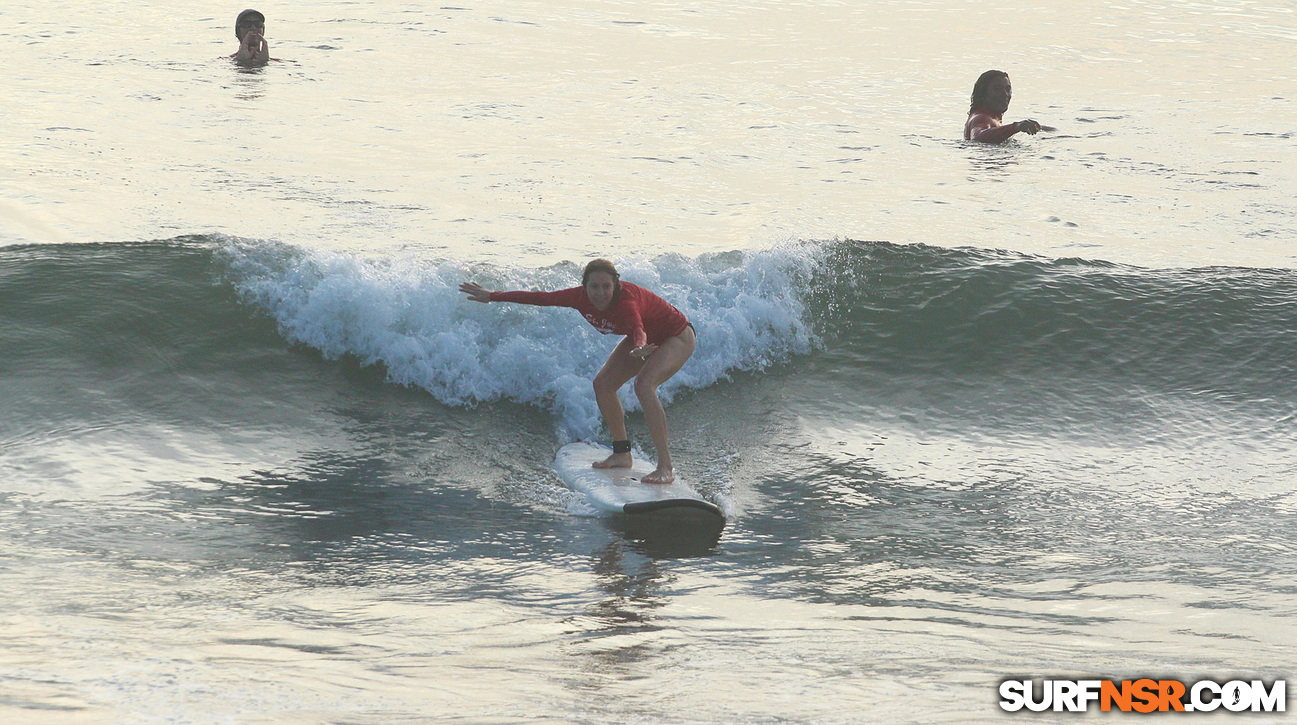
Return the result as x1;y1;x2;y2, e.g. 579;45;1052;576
218;240;821;437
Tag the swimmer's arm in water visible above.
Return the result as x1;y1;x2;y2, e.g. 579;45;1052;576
1014;119;1043;135
968;114;1043;143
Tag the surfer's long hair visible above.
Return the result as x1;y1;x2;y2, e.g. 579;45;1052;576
969;69;1008;114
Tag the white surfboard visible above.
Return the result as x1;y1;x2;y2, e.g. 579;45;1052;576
554;441;725;525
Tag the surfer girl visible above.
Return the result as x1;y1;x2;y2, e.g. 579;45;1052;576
460;259;695;485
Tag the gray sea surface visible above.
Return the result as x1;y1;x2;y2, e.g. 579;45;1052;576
1;1;1294;722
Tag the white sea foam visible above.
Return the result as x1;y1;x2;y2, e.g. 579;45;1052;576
220;239;820;438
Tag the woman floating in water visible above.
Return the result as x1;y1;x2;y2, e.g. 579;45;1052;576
460;259;696;484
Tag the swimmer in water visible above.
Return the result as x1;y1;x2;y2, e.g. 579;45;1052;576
230;9;269;66
965;70;1043;143
461;259;696;485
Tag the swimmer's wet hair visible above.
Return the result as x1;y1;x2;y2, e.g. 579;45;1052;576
970;69;1008;114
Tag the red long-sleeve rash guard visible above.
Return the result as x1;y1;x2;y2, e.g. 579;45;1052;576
489;282;689;348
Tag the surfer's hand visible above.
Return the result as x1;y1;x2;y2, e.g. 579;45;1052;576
631;344;657;360
460;281;492;303
1017;119;1042;135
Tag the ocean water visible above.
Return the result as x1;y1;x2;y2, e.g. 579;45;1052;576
1;0;1295;722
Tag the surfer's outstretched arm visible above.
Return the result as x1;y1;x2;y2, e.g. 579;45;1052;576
462;282;583;308
460;281;493;303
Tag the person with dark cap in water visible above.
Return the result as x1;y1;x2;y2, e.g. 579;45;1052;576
964;70;1042;143
231;9;270;66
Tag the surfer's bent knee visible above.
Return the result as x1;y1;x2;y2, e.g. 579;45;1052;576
633;375;660;399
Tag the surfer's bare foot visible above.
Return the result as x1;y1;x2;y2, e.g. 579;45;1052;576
593;452;632;469
641;466;674;485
